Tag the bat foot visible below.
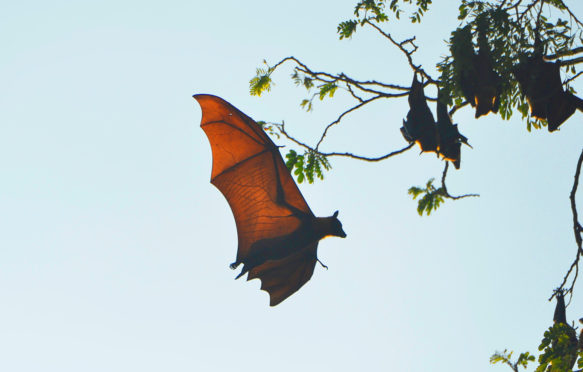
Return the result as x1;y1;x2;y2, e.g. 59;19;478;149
230;261;240;270
316;258;328;270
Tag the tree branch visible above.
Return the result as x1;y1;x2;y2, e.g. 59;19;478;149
440;162;480;200
553;148;583;299
273;120;414;162
364;20;437;84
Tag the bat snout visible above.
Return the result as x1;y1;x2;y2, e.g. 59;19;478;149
337;228;347;238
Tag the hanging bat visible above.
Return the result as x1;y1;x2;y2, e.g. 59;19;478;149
472;30;501;118
551;290;579;369
436;92;470;170
514;54;583;131
401;75;470;168
401;74;438;154
194;94;347;306
553;289;568;324
451;25;501;118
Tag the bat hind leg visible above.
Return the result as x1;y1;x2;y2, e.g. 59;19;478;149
230;260;251;280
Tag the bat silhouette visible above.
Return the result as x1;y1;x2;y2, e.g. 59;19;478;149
552;290;579;369
452;25;501;118
514;55;583;131
436;92;469;170
194;94;346;306
472;31;501;118
401;74;438;153
401;75;469;169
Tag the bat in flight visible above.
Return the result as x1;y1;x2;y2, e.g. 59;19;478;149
194;94;347;306
401;75;470;169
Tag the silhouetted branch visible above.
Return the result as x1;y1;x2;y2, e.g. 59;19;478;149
364;20;437;84
559;0;583;28
315;95;389;149
565;71;583;85
547;46;583;59
559;56;583;67
273;120;414;162
440;162;480;200
321;144;414;161
553;148;583;300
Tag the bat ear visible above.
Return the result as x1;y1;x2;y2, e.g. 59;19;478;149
333;210;339;218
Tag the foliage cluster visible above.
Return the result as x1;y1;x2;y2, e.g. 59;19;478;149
249;2;583;367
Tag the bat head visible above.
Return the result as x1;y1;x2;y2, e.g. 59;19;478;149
330;211;347;238
318;211;346;239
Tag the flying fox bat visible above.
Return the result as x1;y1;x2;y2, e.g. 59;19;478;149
514;55;583;131
194;94;346;306
552;290;579;369
401;75;470;168
436;93;470;170
401;74;438;153
451;25;501;118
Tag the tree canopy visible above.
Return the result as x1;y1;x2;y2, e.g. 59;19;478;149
249;0;583;370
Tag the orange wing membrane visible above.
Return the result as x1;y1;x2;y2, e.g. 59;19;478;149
194;94;346;306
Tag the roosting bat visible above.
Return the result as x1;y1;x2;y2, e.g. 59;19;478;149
452;25;501;118
401;74;438;153
514;55;583;131
552;290;579;369
194;94;347;306
553;289;568;325
401;75;469;168
436;93;470;170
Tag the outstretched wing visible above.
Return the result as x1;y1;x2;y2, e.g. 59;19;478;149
247;243;318;306
194;94;314;266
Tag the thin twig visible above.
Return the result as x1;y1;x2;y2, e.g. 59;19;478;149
274;120;414;162
559;0;583;28
364;20;437;84
553;148;583;300
440;162;480;200
315;94;390;150
320;144;414;161
565;71;583;85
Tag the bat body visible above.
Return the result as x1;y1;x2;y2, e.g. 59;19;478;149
194;94;346;306
552;291;579;369
401;75;469;169
472;44;501;118
514;56;583;131
436;95;468;170
553;290;568;324
401;75;438;153
452;25;500;118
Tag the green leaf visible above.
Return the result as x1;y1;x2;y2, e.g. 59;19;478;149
249;67;273;96
318;82;338;100
408;178;445;216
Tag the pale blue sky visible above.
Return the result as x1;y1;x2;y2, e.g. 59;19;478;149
1;1;583;371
